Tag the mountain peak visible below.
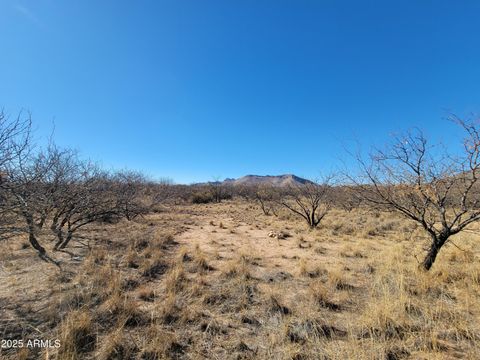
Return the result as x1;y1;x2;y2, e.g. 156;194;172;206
222;174;312;187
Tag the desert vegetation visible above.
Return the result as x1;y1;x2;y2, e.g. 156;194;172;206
0;111;479;359
350;116;480;270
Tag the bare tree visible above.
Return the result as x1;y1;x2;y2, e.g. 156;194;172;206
0;110;169;257
0;116;65;259
43;147;85;250
112;170;149;220
0;110;32;169
50;163;120;250
0;110;33;239
164;183;191;204
252;184;279;216
0;113;85;260
279;177;333;228
332;186;363;212
149;178;174;208
235;184;254;201
351;116;480;270
0;114;84;262
208;176;232;203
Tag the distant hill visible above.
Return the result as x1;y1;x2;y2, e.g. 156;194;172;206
218;174;314;187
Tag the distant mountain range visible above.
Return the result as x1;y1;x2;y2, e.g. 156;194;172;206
198;174;313;187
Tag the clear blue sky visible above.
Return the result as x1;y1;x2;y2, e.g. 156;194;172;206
1;1;479;184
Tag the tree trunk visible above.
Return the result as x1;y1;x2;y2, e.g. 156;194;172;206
52;226;64;250
52;216;70;250
23;212;46;256
259;200;268;215
422;235;447;271
58;230;73;250
37;216;46;229
271;205;278;217
28;232;46;256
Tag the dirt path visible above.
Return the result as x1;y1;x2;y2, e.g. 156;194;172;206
174;206;356;290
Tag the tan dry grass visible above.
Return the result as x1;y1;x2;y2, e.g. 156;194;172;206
0;201;479;359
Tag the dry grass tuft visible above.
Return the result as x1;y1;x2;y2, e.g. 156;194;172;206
137;286;155;302
309;280;341;311
96;329;137;360
58;310;96;359
192;246;215;273
99;293;148;328
268;293;291;315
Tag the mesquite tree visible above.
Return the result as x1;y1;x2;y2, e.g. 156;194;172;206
0;111;33;240
253;184;279;216
112;170;149;220
0;115;61;258
148;178;174;208
353;116;480;270
0;110;167;258
4;152;51;257
51;164;120;250
280;178;333;228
